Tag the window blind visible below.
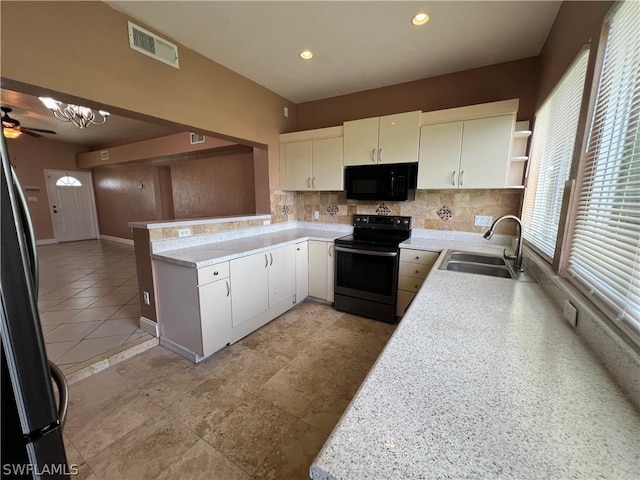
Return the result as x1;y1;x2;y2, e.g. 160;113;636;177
567;0;640;333
521;49;589;259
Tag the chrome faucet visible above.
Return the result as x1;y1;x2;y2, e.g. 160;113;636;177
483;215;524;271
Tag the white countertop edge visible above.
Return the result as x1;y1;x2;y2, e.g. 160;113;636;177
128;214;271;230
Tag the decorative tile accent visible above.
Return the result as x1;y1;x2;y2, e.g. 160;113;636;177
281;205;290;215
436;206;454;222
375;204;391;215
326;205;339;216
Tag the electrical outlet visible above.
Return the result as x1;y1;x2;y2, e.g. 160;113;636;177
263;220;271;226
563;300;578;327
284;106;289;117
314;211;320;220
178;228;191;237
474;215;493;227
143;291;150;305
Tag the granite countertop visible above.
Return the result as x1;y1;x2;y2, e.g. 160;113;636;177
152;228;346;268
311;251;640;479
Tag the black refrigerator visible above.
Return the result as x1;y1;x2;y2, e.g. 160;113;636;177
1;133;70;479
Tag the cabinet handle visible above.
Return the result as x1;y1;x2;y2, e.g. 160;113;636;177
451;171;456;186
378;148;382;162
371;148;376;162
312;177;316;189
415;256;420;260
213;271;219;276
265;254;268;268
415;284;419;288
307;177;311;189
459;170;464;186
296;247;300;251
270;252;273;266
226;281;230;297
328;244;333;257
415;270;419;274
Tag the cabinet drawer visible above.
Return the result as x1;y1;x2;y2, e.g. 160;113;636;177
400;249;439;267
399;262;430;279
197;262;230;285
396;290;415;317
398;275;424;293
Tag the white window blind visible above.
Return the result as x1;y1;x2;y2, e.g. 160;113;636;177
522;49;589;259
567;0;640;333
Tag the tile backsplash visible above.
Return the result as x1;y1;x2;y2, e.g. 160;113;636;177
271;189;523;235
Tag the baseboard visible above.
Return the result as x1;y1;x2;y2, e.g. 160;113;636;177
139;316;159;337
36;238;57;246
159;337;203;363
100;234;134;246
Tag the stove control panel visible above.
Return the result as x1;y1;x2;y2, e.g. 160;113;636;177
353;215;411;231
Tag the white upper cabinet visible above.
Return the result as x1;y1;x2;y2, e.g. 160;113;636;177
343;111;421;166
281;126;343;191
418;114;515;189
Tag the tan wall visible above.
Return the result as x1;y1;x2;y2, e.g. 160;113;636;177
536;1;613;109
295;58;540;131
272;190;522;235
1;1;297;190
6;136;88;240
171;151;256;218
93;164;158;240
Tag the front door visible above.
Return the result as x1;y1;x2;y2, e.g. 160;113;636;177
44;170;98;242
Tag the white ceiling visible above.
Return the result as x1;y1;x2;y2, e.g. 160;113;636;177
106;1;561;103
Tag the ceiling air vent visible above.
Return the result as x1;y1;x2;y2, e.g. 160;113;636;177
128;21;179;69
190;133;205;144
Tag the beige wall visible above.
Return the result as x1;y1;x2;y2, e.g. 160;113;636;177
295;57;540;131
6;136;88;240
93;164;158;239
1;1;297;190
171;151;256;219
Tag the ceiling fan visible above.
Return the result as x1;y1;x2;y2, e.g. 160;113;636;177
1;106;57;139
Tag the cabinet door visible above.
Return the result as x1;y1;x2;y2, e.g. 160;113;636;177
343;117;379;166
295;241;309;302
378;111;421;165
459;115;514;188
268;244;296;307
326;243;335;303
230;252;269;327
417;122;463;189
312;137;343;190
308;240;328;299
199;279;232;357
284;141;313;190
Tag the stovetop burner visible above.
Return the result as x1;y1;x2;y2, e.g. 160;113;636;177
335;215;412;249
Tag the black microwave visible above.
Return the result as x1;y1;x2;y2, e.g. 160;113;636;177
345;163;418;201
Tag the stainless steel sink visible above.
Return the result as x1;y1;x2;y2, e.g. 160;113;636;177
445;261;512;278
439;250;534;282
449;252;507;266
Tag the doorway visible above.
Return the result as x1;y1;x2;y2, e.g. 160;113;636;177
44;170;99;242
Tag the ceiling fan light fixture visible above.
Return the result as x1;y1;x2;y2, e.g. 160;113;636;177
3;127;21;139
412;12;429;26
39;96;109;129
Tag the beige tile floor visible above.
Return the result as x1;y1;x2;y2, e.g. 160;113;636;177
63;300;395;480
37;240;152;371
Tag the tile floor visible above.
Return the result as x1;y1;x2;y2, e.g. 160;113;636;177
37;240;152;371
62;300;395;480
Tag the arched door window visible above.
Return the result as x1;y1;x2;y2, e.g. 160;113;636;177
56;175;82;187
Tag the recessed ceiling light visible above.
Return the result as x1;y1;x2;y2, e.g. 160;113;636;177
412;12;429;26
299;50;313;60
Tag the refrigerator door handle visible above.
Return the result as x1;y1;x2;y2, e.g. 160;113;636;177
48;361;68;430
10;167;39;297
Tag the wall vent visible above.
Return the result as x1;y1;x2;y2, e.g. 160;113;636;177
100;151;110;161
128;21;179;69
190;133;205;144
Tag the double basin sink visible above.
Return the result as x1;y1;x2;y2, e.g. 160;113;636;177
439;250;534;282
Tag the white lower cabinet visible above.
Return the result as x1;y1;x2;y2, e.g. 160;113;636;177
295;241;309;302
308;240;335;302
396;249;439;316
155;260;232;363
229;244;296;342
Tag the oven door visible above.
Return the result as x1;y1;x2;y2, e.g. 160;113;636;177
334;245;399;305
